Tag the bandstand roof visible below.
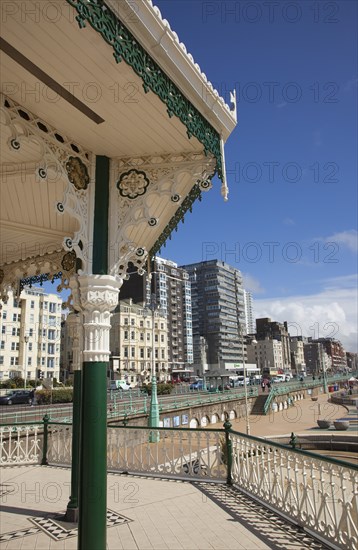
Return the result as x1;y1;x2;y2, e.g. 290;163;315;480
0;0;237;296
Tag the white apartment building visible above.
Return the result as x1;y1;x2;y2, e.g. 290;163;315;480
246;337;284;375
244;290;255;334
0;287;62;382
110;299;169;385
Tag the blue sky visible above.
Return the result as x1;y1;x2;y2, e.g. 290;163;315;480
43;1;357;352
151;0;358;351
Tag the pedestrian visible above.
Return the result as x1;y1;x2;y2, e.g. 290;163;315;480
267;381;271;390
261;381;265;393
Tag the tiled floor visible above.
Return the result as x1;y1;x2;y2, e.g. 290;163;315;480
0;465;329;550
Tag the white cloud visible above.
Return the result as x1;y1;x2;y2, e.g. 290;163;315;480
254;278;358;352
324;230;358;253
242;273;265;294
283;217;295;226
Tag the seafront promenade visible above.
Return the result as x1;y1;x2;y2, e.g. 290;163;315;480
1;392;356;549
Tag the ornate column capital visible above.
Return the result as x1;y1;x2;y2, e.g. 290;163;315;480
69;275;122;363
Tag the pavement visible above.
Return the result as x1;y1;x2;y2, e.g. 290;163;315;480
1;465;328;550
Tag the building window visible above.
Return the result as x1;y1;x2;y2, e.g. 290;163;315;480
0;356;4;365
124;330;128;340
30;300;35;309
2;311;6;320
29;328;33;337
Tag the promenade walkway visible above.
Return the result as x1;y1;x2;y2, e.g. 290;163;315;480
1;465;327;550
230;392;354;437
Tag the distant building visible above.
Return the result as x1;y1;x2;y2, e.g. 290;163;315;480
180;259;246;372
290;336;307;376
303;340;332;376
244;290;255;334
0;287;62;382
120;257;193;380
110;298;169;385
309;338;347;373
255;318;291;370
246;337;284;375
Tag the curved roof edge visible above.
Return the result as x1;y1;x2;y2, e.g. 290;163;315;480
106;0;237;141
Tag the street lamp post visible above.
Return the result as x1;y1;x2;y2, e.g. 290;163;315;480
241;327;250;436
23;335;29;389
143;292;162;443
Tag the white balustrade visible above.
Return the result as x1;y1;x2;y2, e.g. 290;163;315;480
47;424;72;465
230;431;357;550
0;425;41;465
107;426;226;480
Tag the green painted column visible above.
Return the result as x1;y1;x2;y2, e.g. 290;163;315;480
66;368;81;522
78;362;108;549
75;156;121;550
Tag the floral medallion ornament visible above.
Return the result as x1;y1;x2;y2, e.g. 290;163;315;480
117;169;150;199
66;156;89;190
61;250;77;272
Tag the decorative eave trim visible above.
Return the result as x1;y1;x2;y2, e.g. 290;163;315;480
106;0;237;136
65;0;224;181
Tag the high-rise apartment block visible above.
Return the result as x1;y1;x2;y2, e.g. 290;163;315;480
180;260;246;373
119;257;193;380
0;287;62;382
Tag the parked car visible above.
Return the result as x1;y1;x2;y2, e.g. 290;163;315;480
272;376;285;383
0;390;35;406
109;380;131;391
189;380;204;390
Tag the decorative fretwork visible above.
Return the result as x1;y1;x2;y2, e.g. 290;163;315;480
65;0;223;180
1;95;93;273
109;152;215;275
0;250;77;306
150;181;206;257
19;272;62;292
